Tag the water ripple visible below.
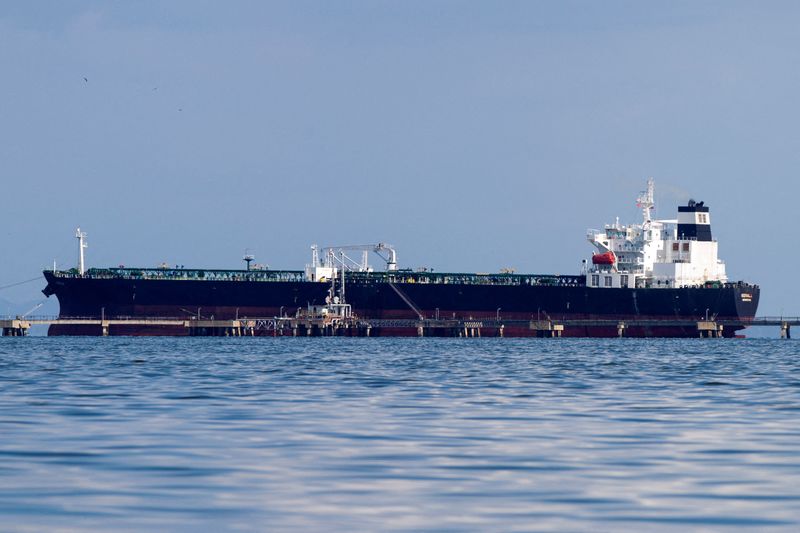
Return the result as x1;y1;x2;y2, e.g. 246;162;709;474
0;337;798;531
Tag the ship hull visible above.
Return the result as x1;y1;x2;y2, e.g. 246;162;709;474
42;272;760;337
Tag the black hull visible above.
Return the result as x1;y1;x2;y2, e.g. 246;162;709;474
42;272;760;337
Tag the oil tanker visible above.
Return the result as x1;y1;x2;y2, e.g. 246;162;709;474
42;180;759;337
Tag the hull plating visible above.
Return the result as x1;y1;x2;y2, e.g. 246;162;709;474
42;272;760;337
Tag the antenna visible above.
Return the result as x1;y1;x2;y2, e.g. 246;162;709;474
635;177;655;225
75;228;88;275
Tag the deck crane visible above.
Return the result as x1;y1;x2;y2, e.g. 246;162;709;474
319;243;398;272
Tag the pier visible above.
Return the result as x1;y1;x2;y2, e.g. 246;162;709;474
1;315;797;338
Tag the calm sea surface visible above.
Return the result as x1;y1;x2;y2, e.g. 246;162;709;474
1;338;799;532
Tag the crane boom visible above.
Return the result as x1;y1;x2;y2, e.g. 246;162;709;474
319;243;397;271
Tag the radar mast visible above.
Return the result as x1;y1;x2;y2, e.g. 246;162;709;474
636;177;655;226
243;250;255;271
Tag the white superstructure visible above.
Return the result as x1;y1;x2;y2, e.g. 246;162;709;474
586;178;727;289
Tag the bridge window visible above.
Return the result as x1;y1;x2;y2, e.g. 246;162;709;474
605;276;613;287
591;274;599;287
621;275;628;287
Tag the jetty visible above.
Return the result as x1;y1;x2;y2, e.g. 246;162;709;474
2;315;796;338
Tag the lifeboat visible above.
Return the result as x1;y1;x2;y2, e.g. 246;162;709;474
591;251;616;265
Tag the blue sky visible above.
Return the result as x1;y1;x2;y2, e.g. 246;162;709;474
1;1;799;318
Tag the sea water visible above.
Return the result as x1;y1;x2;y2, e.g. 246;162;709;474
0;338;799;532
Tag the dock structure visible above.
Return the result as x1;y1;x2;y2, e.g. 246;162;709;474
2;315;798;338
1;319;31;337
530;320;564;338
1;317;248;337
697;320;725;338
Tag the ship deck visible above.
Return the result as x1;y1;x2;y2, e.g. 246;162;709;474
47;267;757;290
47;267;586;287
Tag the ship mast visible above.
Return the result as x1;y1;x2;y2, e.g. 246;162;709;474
243;250;255;271
636;177;655;227
75;228;88;275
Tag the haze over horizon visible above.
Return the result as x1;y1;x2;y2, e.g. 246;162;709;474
2;1;799;320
